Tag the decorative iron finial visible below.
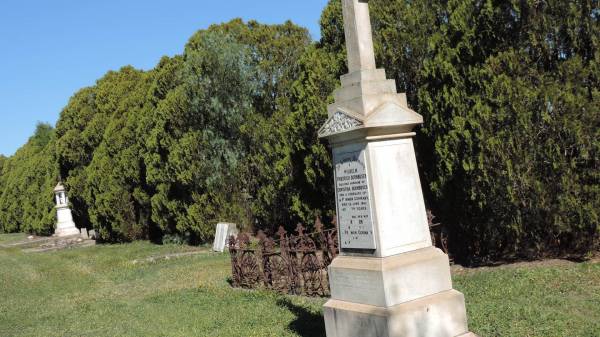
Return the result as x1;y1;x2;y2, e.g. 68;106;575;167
276;226;287;241
315;216;324;233
295;223;306;237
257;230;267;241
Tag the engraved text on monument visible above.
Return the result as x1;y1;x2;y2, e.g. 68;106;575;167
334;145;376;250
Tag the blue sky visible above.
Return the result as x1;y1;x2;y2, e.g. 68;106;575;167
0;0;329;156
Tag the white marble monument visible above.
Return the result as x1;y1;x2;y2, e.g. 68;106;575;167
53;182;80;237
212;223;238;252
319;1;474;336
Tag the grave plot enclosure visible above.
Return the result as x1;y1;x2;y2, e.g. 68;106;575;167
228;219;339;297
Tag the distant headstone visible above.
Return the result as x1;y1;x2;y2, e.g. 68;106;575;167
212;223;238;252
88;230;97;240
80;228;89;239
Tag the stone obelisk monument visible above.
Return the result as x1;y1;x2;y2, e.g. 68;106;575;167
319;1;473;336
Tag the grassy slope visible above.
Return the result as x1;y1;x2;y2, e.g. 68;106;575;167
0;237;598;337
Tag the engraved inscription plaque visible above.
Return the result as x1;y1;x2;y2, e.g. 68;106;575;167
333;144;376;250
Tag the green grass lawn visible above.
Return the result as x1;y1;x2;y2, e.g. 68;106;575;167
0;233;27;245
0;235;598;337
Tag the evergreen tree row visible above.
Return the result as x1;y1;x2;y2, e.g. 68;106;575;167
0;0;597;262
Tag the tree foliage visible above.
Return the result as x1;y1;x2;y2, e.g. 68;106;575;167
21;20;320;242
414;0;600;261
0;123;57;234
145;30;256;242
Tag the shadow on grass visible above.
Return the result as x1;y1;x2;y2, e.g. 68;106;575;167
276;298;326;337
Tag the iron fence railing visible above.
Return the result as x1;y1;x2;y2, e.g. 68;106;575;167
228;218;338;297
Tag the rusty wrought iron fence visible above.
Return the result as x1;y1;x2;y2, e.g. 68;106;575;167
228;218;338;297
227;212;450;297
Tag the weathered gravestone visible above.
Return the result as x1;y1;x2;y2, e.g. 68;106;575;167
213;223;238;252
318;1;475;336
53;182;80;237
88;229;97;240
80;228;89;240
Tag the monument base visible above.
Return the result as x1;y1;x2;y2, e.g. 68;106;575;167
324;290;469;337
328;247;454;307
54;221;80;237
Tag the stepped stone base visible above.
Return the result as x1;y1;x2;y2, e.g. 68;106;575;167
54;224;80;237
324;290;469;337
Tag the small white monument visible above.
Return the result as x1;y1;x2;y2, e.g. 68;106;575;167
212;223;238;252
319;1;474;336
53;182;80;237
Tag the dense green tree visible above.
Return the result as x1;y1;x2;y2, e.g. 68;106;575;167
81;67;154;241
236;44;343;233
0;123;57;234
50;20;317;242
0;155;6;176
55;67;149;240
144;31;255;241
201;19;312;117
55;85;105;231
196;20;320;230
283;45;343;228
415;0;599;261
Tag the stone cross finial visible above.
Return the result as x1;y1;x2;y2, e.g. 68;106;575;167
342;0;376;72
